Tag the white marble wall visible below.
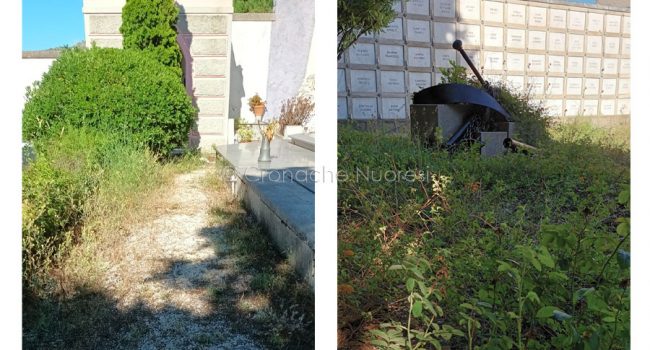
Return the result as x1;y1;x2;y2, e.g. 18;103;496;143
338;0;630;120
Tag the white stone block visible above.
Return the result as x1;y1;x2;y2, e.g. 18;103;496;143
484;26;503;47
618;79;630;95
406;0;429;15
434;0;455;18
349;43;376;65
459;50;480;70
565;100;582;116
506;53;525;72
528;7;547;27
197;116;226;134
178;15;228;34
381;98;407;119
196;98;225;115
380;71;405;93
193;57;227;76
618;99;630;114
194;78;226;96
434;72;444;85
584;78;600;96
547;77;564;95
545;100;563;117
527;54;545;73
527;76;545;95
603;58;618;75
88;15;121;34
351;98;378;119
586;35;602;55
337;97;348;119
622;16;630;34
379;18;404;40
350;70;377;93
622;38;631;56
601;79;617;95
483;1;503;23
89;37;122;48
605;14;621;33
588;13;604;33
435;49;456;68
568;11;586;31
600;100;616;116
507;4;526;26
528;31;546;51
338;69;346;93
408;72;432;93
585;58;602;75
568;34;585;53
604;37;620;55
392;0;402;13
566;77;583;95
483;51;503;71
506;75;525;92
433;22;456;44
620;59;630;75
457;24;481;46
548;55;565;73
407;47;432;67
549;9;567;29
506;29;526;49
567;57;583;74
458;0;481;21
190;37;228;56
548;32;566;52
406;20;431;43
378;45;404;66
583;100;599;116
484;75;503;83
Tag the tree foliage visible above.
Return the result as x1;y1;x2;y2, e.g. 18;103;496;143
337;0;396;58
120;0;183;76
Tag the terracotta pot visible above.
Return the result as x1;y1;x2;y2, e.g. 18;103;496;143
253;104;265;117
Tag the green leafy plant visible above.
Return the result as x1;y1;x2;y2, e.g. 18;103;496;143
235;118;254;143
22;48;197;155
120;0;183;76
234;0;274;13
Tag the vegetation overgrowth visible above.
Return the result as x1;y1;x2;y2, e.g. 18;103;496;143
234;0;274;13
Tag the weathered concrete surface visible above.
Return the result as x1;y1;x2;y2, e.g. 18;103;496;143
289;133;315;152
216;138;315;287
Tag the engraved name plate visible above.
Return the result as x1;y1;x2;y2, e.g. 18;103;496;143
407;20;431;43
507;4;526;26
506;53;525;71
351;98;377;119
379;45;404;66
565;100;581;116
605;15;621;33
435;49;456;68
434;0;455;18
484;1;504;23
392;0;402;13
485;75;503;84
528;31;546;51
458;0;481;21
601;79;617;95
380;71;406;93
350;70;377;93
547;77;564;95
460;50;480;70
507;75;525;91
618;79;630;95
408;72;432;93
548;56;565;73
379;18;404;40
506;29;526;49
566;78;583;95
583;100;598;116
620;59;630;75
586;35;602;54
588;13;604;33
528;77;545;96
484;26;503;47
483;51;503;71
407;47;431;67
338;69;346;93
568;34;585;53
550;9;567;29
622;16;630;34
433;22;456;44
527;54;545;72
337;97;348;119
349;43;376;65
618;99;630;114
585;58;602;75
601;100;616;116
622;38;631;56
548;32;566;52
546;100;563;117
381;98;407;119
603;58;618;75
434;72;444;85
584;78;599;95
604;37;620;55
569;11;586;31
567;57;583;74
406;0;429;15
528;7;547;27
457;24;481;46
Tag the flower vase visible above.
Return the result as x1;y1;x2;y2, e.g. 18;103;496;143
258;137;272;162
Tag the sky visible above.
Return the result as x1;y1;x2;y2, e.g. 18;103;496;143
22;0;85;51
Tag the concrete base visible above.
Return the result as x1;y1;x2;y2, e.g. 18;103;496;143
289;132;315;151
216;138;314;288
480;132;508;157
410;104;473;145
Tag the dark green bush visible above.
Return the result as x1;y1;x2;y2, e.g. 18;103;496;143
22;48;197;155
120;0;183;75
234;0;274;13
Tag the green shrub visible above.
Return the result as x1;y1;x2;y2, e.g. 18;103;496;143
234;0;274;13
22;48;197;155
120;0;183;75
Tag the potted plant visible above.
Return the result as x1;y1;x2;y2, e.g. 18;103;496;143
234;117;254;143
278;95;315;139
258;119;278;162
248;93;266;119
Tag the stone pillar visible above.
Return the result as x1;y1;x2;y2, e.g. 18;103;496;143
82;0;233;150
